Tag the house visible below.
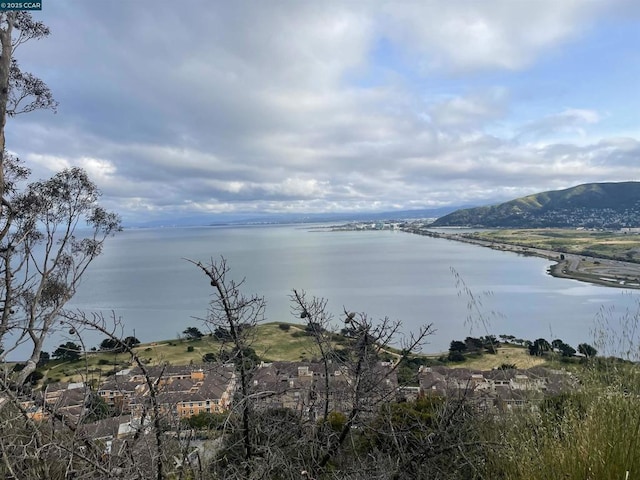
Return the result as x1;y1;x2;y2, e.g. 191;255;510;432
418;366;576;412
41;382;90;423
98;379;141;412
124;364;236;421
250;360;398;420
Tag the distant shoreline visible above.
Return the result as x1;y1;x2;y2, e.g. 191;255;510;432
403;228;640;290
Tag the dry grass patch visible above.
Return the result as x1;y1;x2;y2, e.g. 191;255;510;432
251;323;322;362
452;346;547;370
476;229;640;260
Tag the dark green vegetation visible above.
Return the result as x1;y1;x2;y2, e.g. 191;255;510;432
432;181;640;227
444;335;595;366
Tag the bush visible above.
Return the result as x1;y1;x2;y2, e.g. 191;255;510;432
213;327;232;341
187;346;194;352
327;411;347;432
448;351;465;362
183;412;227;430
305;322;324;334
278;323;290;331
97;359;111;366
202;352;217;363
26;371;44;384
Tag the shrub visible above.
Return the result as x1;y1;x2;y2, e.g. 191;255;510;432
183;412;227;430
25;371;43;385
278;323;291;331
305;322;324;334
187;346;194;352
202;352;217;363
213;327;232;341
327;411;347;432
448;351;465;362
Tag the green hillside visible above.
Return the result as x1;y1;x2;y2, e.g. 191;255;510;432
432;182;640;228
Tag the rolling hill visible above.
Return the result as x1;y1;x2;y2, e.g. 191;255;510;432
431;182;640;228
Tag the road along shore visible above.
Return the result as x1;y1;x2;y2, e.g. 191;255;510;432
403;228;640;290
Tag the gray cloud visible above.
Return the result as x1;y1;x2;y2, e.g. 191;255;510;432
3;0;640;223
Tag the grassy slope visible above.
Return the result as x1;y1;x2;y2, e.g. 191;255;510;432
446;346;547;370
43;322;323;383
41;323;552;384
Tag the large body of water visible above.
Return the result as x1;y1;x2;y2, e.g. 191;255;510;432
60;224;640;357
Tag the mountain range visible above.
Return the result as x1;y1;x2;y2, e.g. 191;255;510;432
127;206;466;228
431;182;640;228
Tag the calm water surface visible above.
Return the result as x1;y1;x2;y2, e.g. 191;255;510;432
63;225;640;356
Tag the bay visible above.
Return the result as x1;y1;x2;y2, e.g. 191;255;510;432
59;224;640;358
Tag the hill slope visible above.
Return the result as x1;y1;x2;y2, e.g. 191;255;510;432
432;182;640;228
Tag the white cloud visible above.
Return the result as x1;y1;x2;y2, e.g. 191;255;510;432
23;153;71;174
380;0;603;72
426;89;509;130
3;0;639;222
519;108;602;140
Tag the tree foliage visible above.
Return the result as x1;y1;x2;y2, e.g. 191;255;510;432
52;341;81;362
529;338;552;356
100;336;140;353
578;342;597;358
183;411;226;430
0;12;121;386
183;326;204;340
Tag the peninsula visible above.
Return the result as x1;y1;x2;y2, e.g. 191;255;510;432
399;181;640;289
403;225;640;289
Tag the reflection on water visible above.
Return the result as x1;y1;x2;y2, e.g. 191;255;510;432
44;224;638;359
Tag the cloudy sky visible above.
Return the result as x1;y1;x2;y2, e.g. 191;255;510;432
7;0;640;223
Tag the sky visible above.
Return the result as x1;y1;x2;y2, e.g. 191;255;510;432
6;0;640;224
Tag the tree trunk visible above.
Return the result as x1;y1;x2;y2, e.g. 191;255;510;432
0;13;14;207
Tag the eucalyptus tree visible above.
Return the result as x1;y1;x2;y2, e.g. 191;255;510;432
0;12;56;221
0;13;120;385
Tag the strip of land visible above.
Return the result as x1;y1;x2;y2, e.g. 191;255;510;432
403;227;640;290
